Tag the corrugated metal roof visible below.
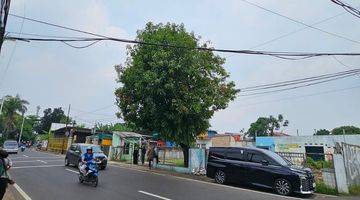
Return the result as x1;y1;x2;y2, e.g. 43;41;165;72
113;131;143;138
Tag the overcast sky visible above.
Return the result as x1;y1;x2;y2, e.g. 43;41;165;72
1;0;359;135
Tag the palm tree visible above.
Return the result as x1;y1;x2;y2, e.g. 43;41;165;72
0;95;29;137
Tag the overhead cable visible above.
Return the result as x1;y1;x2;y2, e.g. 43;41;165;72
6;14;360;60
331;0;360;19
239;0;360;45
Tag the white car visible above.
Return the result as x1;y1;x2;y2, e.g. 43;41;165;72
3;140;19;154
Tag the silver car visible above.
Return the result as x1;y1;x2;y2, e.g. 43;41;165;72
3;140;19;154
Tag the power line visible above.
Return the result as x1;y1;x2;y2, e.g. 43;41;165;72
239;70;359;96
240;68;360;92
238;84;360;107
6;35;360;59
7;14;360;60
0;0;25;90
250;11;348;49
239;0;360;45
331;0;360;19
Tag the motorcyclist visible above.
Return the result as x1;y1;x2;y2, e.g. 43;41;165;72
80;147;94;175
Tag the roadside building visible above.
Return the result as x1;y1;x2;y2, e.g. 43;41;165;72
110;131;144;162
47;123;93;153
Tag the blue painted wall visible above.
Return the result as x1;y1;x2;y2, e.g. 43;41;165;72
256;137;275;151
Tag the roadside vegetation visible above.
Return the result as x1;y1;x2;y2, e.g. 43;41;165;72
349;185;360;196
315;181;338;195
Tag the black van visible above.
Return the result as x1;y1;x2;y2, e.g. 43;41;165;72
206;147;315;196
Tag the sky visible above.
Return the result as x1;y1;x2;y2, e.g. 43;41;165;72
1;0;359;135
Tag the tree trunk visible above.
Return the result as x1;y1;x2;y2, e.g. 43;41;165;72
180;143;189;168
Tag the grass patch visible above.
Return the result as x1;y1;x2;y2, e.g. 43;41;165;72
315;181;338;195
349;185;360;196
165;158;185;167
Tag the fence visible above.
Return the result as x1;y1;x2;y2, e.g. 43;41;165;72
111;146;133;163
158;147;184;167
342;142;360;186
47;137;67;154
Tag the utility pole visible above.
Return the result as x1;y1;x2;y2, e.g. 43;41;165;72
63;104;71;154
0;0;11;53
18;112;25;143
0;97;4;114
36;105;41;117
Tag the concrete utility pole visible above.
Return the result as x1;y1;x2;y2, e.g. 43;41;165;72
18;112;25;143
36;105;41;117
0;97;4;114
0;0;11;53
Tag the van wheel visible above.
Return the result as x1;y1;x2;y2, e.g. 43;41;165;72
274;178;292;196
214;170;226;184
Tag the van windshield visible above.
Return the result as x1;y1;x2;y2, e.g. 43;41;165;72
263;150;292;166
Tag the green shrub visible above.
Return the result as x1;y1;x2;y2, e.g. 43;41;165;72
316;181;338;195
306;157;333;170
349;185;360;196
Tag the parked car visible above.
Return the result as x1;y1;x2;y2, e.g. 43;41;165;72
3;140;19;154
206;147;315;196
65;143;108;170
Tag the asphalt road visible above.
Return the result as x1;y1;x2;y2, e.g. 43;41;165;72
8;150;339;200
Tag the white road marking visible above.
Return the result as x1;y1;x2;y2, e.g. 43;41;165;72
11;157;62;160
138;191;172;200
12;159;63;163
23;155;29;157
12;164;64;169
13;183;32;200
110;164;307;200
37;160;47;164
65;168;79;174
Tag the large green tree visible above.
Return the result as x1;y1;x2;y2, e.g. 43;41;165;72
332;126;360;135
247;114;289;137
95;122;133;132
34;107;67;134
314;129;330;136
0;95;29;138
115;22;237;167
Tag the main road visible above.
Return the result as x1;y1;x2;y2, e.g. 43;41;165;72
8;149;338;200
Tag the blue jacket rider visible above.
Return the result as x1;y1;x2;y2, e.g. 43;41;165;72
81;147;94;173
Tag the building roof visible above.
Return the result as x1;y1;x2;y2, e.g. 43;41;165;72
113;131;143;138
50;123;74;131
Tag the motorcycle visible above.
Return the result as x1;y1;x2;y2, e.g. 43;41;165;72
20;145;26;152
78;160;100;187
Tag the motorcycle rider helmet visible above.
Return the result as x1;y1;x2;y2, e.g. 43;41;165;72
86;146;93;153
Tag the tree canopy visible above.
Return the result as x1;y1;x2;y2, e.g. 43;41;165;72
0;95;29;138
95;122;133;132
332;126;360;135
115;22;238;166
34;107;68;134
247;114;289;137
314;129;330;136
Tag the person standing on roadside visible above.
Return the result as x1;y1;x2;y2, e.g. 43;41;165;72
0;150;15;200
146;146;154;169
141;144;146;165
154;145;159;164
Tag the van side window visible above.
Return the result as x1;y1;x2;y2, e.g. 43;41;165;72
248;153;264;163
210;148;226;159
227;150;245;161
